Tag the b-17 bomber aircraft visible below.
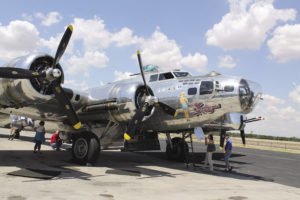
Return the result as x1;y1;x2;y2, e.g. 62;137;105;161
0;25;262;165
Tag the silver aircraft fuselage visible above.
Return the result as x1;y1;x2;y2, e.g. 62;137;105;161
89;70;262;133
0;53;262;148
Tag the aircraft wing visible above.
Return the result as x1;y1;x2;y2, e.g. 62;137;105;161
0;80;120;133
0;113;11;128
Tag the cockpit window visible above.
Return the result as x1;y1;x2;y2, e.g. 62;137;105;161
200;81;214;95
159;72;174;80
173;72;191;77
149;74;158;82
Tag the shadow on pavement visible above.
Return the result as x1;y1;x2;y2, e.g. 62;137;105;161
0;132;276;184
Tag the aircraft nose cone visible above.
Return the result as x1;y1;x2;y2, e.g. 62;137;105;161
239;79;262;113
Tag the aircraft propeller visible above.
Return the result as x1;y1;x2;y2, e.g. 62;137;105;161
0;67;46;79
240;129;246;145
219;129;226;148
123;51;176;141
0;25;81;130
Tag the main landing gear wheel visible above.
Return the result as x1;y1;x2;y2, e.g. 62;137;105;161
72;132;100;165
166;137;188;161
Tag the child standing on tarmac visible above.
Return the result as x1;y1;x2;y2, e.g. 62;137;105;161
33;121;45;153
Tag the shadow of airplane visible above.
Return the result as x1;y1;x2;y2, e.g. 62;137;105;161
0;132;274;184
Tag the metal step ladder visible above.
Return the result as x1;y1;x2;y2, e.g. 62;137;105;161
183;131;196;169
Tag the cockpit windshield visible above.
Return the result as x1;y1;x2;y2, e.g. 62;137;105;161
173;72;191;78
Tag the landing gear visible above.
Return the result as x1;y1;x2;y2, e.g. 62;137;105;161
72;132;100;165
166;137;189;161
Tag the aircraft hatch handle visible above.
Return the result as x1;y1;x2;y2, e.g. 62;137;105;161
52;81;81;129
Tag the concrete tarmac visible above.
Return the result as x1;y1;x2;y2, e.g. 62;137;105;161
0;129;300;200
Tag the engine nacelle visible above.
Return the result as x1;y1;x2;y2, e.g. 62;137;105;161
0;53;64;108
94;81;155;122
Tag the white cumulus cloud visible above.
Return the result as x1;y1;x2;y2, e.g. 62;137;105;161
71;17;112;51
218;55;237;68
21;13;33;21
66;51;109;75
206;0;296;50
40;17;141;76
39;17;208;75
3;16;208;79
0;20;39;61
39;33;63;54
246;93;300;137
180;53;208;72
114;70;132;81
112;27;140;47
267;24;300;62
35;12;63;27
137;30;208;72
63;79;89;91
289;85;300;104
262;94;285;105
138;30;182;70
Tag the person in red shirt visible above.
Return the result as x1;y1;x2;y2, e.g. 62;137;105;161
50;130;62;151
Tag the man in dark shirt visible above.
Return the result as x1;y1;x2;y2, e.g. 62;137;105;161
224;134;233;172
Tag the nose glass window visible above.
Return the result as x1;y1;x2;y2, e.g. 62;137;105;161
239;79;253;111
200;81;213;95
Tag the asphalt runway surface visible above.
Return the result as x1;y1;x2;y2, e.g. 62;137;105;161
158;140;300;188
0;129;299;200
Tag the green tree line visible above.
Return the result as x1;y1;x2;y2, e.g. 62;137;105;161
227;132;300;142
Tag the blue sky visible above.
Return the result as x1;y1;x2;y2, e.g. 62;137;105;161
0;0;300;137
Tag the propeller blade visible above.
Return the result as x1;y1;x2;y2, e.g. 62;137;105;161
158;102;176;116
50;25;82;130
220;129;226;148
124;101;150;141
52;81;81;129
240;115;246;145
136;50;150;96
240;129;246;145
52;25;73;68
0;67;46;79
123;51;156;140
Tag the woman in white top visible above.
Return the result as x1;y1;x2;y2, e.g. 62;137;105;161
204;134;216;171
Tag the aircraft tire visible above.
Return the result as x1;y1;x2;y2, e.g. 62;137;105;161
87;136;100;164
166;137;188;161
72;132;100;165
